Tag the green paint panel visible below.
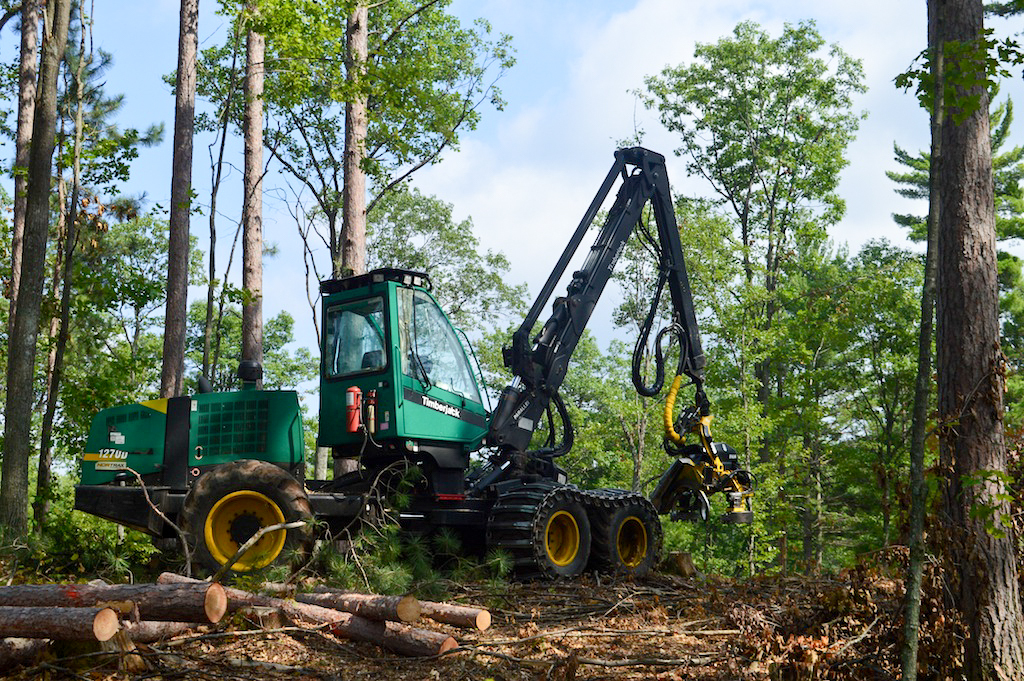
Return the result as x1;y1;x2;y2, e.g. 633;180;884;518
79;390;305;486
190;391;304;468
80;402;167;485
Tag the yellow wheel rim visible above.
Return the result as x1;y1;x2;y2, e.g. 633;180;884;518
205;490;286;571
545;510;581;567
616;516;648;568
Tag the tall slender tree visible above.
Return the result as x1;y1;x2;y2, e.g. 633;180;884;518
902;4;943;676
934;0;1024;676
0;0;72;534
341;0;368;278
241;7;265;375
8;0;38;337
161;0;200;398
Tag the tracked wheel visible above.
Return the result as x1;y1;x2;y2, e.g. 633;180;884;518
591;496;662;578
487;483;592;579
182;459;312;574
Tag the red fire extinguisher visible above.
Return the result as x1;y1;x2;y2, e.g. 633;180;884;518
346;386;362;433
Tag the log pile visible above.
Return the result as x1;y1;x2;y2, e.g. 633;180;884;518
0;574;492;671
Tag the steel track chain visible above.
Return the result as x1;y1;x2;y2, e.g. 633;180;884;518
485;482;663;578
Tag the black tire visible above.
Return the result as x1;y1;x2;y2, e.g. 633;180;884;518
531;490;592;578
181;459;312;575
592;499;662;578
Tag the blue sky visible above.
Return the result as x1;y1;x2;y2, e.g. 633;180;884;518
6;1;1023;358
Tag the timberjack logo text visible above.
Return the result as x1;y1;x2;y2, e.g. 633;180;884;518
421;395;461;419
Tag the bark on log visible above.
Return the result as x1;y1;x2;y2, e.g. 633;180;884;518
0;606;119;641
301;590;420;623
157;572;455;656
0;638;48;672
420;600;491;631
122;620;197;643
0;582;226;624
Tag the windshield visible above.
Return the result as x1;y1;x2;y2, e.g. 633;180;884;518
397;288;482;404
324;296;387;377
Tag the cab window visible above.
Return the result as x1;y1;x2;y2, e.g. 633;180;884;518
397;288;482;404
324;297;387;377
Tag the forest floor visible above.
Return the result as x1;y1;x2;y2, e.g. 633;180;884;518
5;555;948;681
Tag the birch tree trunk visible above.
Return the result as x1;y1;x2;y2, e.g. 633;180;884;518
935;1;1024;677
161;0;199;398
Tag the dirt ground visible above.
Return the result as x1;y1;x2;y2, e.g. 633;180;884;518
4;564;933;681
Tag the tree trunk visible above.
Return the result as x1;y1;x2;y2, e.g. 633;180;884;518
0;606;119;642
204;29;240;381
298;591;420;623
7;0;38;338
157;573;456;656
0;583;227;624
35;14;90;534
241;19;264;375
0;638;48;672
935;1;1024;678
341;1;368;279
161;0;199;398
902;6;943;678
419;600;492;631
335;1;369;478
0;0;72;536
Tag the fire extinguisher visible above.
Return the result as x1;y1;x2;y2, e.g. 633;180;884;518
346;386;362;433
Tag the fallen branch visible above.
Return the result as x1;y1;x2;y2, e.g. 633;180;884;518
208;520;308;583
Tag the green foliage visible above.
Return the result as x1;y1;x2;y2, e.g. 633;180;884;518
895;29;1024;123
642;20;866;230
312;523;509;600
366;186;528;331
12;475;158;581
186;303;317;391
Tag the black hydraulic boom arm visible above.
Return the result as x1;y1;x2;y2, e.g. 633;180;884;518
486;147;706;457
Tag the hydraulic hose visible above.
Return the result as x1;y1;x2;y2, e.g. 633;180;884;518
663;374;686;445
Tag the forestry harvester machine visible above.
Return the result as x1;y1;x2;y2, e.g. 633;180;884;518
75;148;754;578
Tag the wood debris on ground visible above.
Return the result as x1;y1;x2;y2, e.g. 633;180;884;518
0;555;963;680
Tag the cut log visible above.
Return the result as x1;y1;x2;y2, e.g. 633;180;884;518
0;606;119;641
157;572;455;656
300;590;420;623
419;600;491;631
0;638;49;672
121;620;197;643
101;629;149;673
0;582;227;624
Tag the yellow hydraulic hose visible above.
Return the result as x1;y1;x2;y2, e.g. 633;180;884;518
663;374;685;445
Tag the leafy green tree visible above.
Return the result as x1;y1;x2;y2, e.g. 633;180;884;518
642;20;866;461
187;303;317;393
840;242;922;549
366;187;527;332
